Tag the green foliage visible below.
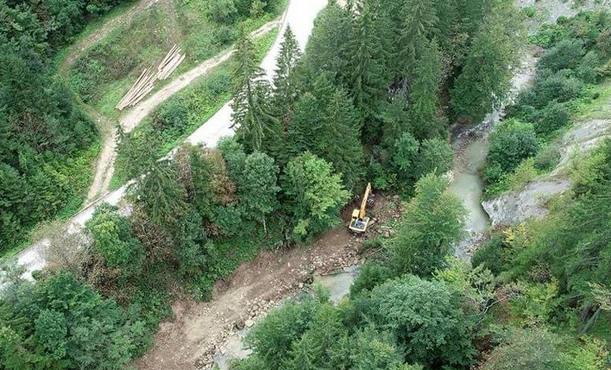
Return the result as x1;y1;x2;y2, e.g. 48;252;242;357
281;152;350;240
231;34;280;152
288;74;364;190
244;299;321;368
507;158;537;191
272;26;302;131
415;138;454;179
532;100;572;136
472;233;507;275
391;173;465;277
207;0;238;24
482;328;564;370
519;70;584;109
407;39;444;141
484;120;539;186
365;275;475;367
86;203;144;280
534;144;561;171
451;0;523;123
509;280;560;327
350;261;392;297
537;39;585;73
0;272;147;369
218;137;280;226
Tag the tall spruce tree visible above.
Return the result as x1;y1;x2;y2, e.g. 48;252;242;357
408;38;444;140
303;2;352;83
344;0;390;127
397;0;439;78
450;0;522;123
288;74;364;190
231;33;280;152
272;26;302;128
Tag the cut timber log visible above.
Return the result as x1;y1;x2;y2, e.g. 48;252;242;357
116;45;185;110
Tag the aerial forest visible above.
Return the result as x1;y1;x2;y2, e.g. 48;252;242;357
2;0;611;369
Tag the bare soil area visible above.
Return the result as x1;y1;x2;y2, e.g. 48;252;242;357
135;196;401;370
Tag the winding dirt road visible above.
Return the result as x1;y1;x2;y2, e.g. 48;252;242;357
10;0;326;288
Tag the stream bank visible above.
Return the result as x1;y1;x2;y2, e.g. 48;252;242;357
449;49;539;257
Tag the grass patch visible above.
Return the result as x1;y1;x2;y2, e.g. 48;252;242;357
574;81;611;121
111;27;279;188
68;0;286;119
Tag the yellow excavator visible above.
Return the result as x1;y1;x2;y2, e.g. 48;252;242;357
349;183;372;233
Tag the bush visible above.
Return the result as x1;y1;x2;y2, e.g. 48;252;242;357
537;39;584;73
577;50;602;83
472;233;507;275
520;70;584;108
483;162;506;185
508;158;537;191
152;103;189;132
534;144;561;171
487;119;539;174
482;328;564;370
350;261;391;296
532;100;571;136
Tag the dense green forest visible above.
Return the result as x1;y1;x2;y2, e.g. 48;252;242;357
231;8;611;370
0;0;138;254
5;0;611;369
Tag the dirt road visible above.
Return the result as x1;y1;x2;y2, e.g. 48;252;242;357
9;0;325;288
120;20;282;133
135;197;401;370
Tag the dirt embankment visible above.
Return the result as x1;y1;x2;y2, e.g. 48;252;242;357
135;196;401;370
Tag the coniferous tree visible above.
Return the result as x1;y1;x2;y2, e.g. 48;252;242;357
397;0;439;78
289;75;364;190
303;2;352;83
379;96;411;150
344;0;390;127
231;34;280;152
272;26;302;127
408;38;444;140
450;0;522;123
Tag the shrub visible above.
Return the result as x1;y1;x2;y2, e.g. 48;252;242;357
534;144;561;171
508;158;537;191
577;50;602;83
152;103;189;132
537;39;584;73
482;328;564;370
472;233;507;275
487;119;539;174
533;100;571;136
483;162;506;185
350;261;391;296
521;70;584;108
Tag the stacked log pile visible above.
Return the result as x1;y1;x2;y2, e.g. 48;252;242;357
116;45;186;110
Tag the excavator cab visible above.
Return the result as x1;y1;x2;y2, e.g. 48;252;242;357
349;183;372;233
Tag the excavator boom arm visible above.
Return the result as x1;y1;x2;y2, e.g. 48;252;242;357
359;183;371;219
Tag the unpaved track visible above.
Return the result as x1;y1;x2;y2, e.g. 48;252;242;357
136;229;359;370
58;0;160;77
9;0;320;285
135;197;401;370
76;1;277;204
120;20;282;133
59;0;175;206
